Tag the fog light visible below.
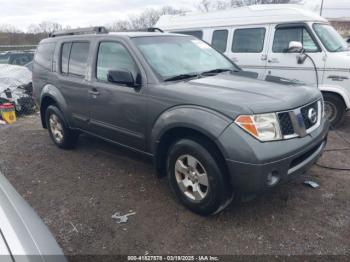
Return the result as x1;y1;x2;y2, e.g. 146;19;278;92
267;171;280;186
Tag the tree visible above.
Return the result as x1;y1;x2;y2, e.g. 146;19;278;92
27;21;65;35
0;24;21;33
106;6;187;31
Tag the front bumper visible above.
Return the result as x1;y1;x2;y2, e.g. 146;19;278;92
218;118;329;194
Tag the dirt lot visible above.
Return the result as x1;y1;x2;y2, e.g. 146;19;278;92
0;114;350;256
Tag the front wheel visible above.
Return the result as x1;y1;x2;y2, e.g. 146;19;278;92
323;93;346;128
167;138;233;216
45;105;79;149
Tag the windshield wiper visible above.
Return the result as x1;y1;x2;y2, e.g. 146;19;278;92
200;68;236;76
164;73;199;82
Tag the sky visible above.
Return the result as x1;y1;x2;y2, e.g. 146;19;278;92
0;0;349;31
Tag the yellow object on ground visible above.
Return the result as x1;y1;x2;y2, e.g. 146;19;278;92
0;103;16;124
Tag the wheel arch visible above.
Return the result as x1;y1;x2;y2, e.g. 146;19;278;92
320;85;350;109
40;84;69;128
150;106;233;178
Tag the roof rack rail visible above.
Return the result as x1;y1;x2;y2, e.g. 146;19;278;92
115;27;164;33
146;27;164;33
49;26;108;37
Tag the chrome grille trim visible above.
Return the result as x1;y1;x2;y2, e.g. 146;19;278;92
277;99;322;139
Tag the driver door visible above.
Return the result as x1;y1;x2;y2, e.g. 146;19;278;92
88;41;147;151
266;24;326;86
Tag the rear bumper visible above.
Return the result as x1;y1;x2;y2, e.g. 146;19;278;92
219;118;329;194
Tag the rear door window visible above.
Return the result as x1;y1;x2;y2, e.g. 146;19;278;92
61;42;72;74
68;42;90;77
35;43;56;70
212;30;228;52
232;28;266;53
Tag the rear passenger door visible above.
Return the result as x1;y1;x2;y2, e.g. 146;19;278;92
228;26;270;79
58;41;92;129
266;24;325;86
88;40;147;151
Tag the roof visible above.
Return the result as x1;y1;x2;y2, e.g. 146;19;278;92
155;4;328;31
109;32;173;37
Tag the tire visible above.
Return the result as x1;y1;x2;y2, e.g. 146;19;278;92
167;138;233;216
323;93;346;128
45;105;79;149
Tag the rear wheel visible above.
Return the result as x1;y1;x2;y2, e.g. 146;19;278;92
45;105;79;149
167;138;233;216
323;93;346;128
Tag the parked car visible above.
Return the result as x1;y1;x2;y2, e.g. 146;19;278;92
33;27;329;215
0;64;36;115
0;50;35;66
0;172;66;261
156;4;350;127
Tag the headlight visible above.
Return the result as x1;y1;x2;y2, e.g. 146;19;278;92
235;113;282;142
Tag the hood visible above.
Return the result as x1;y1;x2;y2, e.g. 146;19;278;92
155;73;322;118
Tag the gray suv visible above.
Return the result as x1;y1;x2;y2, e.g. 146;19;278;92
33;27;329;215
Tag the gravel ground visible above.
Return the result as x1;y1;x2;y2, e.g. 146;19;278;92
0;113;349;257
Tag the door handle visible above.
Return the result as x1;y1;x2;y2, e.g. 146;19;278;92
89;88;100;96
268;58;279;64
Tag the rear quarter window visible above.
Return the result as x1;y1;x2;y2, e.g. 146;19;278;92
35;43;56;70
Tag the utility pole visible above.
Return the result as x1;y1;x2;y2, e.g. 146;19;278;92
320;0;325;16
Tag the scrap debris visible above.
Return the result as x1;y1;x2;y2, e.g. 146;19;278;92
69;222;79;233
303;180;320;188
111;211;136;224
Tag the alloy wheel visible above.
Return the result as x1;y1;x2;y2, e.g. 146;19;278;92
174;155;209;202
49;114;64;143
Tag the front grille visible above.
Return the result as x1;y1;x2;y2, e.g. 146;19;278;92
301;101;319;130
278;112;294;136
277;100;321;139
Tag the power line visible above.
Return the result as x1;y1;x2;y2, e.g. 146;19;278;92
320;0;324;16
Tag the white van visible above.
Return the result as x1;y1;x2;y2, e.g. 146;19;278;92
156;4;350;127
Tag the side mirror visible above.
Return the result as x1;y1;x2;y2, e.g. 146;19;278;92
107;70;135;87
287;41;303;53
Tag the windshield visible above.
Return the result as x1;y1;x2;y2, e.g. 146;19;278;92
132;36;238;80
313;24;348;52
